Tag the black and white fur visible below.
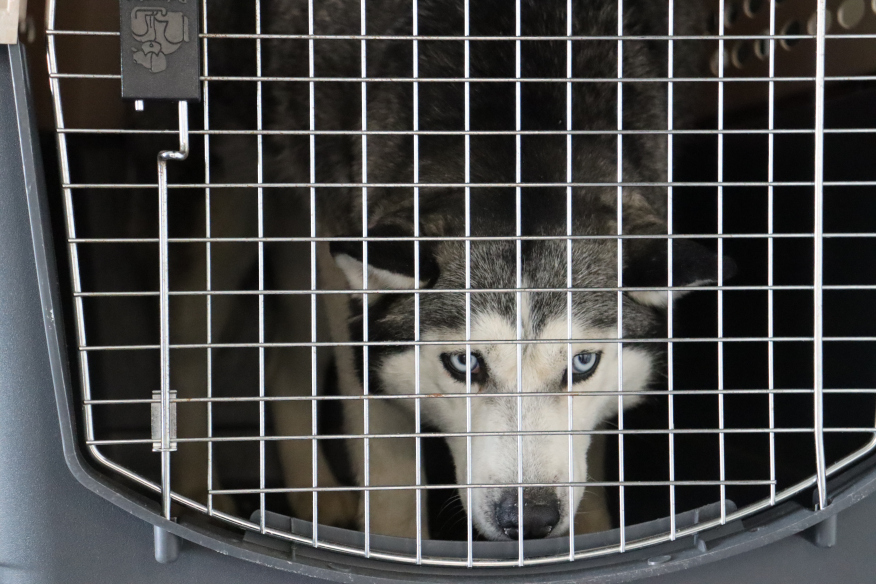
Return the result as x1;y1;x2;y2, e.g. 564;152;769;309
227;0;723;540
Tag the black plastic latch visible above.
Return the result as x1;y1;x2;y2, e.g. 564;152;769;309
119;0;201;102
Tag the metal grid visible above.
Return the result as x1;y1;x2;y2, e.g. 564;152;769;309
46;0;876;570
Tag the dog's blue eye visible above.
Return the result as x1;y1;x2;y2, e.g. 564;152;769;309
441;352;485;383
572;351;599;375
449;353;479;374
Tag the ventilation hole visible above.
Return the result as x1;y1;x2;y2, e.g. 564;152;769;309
781;20;802;50
807;10;834;35
745;0;764;17
754;30;771;60
732;40;753;68
838;0;865;29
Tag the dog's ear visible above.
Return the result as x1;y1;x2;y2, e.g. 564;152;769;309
624;238;737;308
330;222;439;292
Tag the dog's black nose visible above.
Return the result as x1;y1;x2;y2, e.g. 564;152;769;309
495;490;560;540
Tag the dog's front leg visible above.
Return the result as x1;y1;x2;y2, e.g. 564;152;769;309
267;239;359;529
574;433;612;534
320;243;430;539
167;208;260;516
342;397;429;540
266;345;359;529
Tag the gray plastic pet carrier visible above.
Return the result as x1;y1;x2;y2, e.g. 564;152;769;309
3;0;876;581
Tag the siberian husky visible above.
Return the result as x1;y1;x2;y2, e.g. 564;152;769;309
177;0;723;541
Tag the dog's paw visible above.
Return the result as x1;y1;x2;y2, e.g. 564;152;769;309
574;488;613;534
356;491;428;539
318;490;360;530
289;490;360;530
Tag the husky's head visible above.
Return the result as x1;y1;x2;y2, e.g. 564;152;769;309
330;190;729;540
304;0;713;542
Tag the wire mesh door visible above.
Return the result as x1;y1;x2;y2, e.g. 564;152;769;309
46;0;876;569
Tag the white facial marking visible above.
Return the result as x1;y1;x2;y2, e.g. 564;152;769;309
628;278;715;308
334;253;425;300
376;309;654;540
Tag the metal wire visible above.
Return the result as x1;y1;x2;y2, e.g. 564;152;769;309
48;72;876;82
48;29;872;40
812;0;830;513
56;179;876;188
615;0;626;552
51;128;876;135
565;0;575;561
717;0;726;525
412;0;424;561
514;0;523;563
255;0;267;534
78;387;876;407
157;101;190;519
766;0;777;507
308;0;319;545
463;0;474;566
202;0;215;518
73;335;871;351
360;0;371;555
83;427;876;448
48;0;876;570
666;0;676;541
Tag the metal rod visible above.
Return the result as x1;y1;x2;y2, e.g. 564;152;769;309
201;0;214;516
616;0;626;553
70;284;826;296
156;101;190;520
813;0;829;511
717;0;726;525
58;72;876;83
360;0;371;555
514;0;523;565
85;386;850;406
308;0;319;546
767;0;777;507
412;0;423;561
565;0;575;561
77;334;843;351
48;28;862;41
63;179;863;189
84;426;876;447
209;479;777;494
255;0;267;534
463;0;474;566
58;127;860;136
666;0;676;541
64;233;831;244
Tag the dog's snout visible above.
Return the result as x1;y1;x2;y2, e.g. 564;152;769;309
494;490;560;540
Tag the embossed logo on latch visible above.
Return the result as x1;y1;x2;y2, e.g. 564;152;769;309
130;7;190;74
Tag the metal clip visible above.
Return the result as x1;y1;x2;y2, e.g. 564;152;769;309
151;390;178;452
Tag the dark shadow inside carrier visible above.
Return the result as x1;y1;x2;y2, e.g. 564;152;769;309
596;84;876;533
